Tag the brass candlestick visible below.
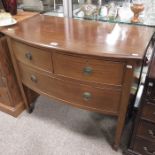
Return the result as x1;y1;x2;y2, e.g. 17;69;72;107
131;3;144;23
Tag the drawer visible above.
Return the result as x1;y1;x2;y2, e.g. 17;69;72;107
0;88;11;106
141;102;155;123
146;80;155;103
137;120;155;142
11;40;53;73
18;63;121;115
133;137;155;155
53;53;125;86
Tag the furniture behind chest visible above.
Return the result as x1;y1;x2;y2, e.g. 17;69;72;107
1;15;154;149
0;12;39;117
0;34;24;117
126;39;155;155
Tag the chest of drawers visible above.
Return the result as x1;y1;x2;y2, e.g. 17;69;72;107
2;15;154;150
126;40;155;155
13;40;125;115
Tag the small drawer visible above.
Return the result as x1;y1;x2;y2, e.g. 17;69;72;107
53;53;125;86
11;40;53;73
0;88;11;106
146;80;155;103
141;102;155;123
133;137;155;155
137;120;155;142
18;62;121;115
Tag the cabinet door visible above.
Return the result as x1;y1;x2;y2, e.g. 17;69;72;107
146;79;155;103
0;36;22;106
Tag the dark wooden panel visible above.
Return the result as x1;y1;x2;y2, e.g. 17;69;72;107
125;40;155;155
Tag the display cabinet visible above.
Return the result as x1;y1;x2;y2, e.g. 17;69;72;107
69;0;155;26
17;0;155;26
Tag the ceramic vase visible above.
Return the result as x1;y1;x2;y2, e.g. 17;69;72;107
2;0;17;15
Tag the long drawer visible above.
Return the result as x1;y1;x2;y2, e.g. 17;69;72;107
18;62;122;115
141;102;155;123
11;40;53;73
133;137;155;155
53;52;125;86
137;120;155;142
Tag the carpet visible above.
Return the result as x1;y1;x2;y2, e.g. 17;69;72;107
0;96;131;155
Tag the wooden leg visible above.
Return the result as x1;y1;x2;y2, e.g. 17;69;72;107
113;61;135;150
27;101;35;113
23;85;39;113
113;114;127;150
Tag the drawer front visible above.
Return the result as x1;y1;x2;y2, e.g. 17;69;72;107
0;88;11;106
133;137;155;155
19;63;121;115
12;40;53;73
146;80;155;103
53;53;125;86
141;102;155;123
137;120;155;142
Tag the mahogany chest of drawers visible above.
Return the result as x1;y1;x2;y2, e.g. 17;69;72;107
1;15;154;149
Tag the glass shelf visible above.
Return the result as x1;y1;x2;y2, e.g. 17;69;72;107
17;0;155;27
74;16;155;27
72;0;155;27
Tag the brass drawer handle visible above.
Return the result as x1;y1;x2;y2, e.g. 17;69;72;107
83;92;92;101
83;67;93;75
25;52;32;60
30;75;37;83
143;147;155;155
148;130;155;138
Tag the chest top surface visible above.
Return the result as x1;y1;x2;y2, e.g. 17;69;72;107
1;14;154;60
